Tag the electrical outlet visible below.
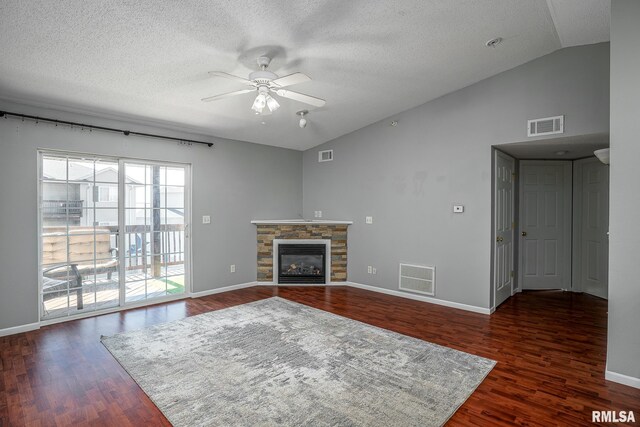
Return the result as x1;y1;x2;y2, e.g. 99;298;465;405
453;205;464;213
365;216;373;224
230;264;236;273
202;215;211;224
372;267;377;274
314;210;323;218
367;266;372;274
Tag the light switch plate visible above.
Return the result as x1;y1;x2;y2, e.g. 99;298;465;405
202;215;211;224
453;205;464;213
365;216;373;224
230;264;236;273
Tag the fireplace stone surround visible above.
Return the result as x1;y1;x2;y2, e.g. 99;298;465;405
252;220;352;283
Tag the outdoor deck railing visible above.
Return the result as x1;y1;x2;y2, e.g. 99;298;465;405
42;200;84;219
42;224;185;272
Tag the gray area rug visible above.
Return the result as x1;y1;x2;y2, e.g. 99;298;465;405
101;297;495;426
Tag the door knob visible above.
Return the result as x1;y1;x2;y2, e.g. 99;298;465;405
521;231;527;237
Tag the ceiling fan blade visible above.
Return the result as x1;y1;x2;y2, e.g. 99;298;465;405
270;72;311;88
208;71;254;86
201;89;255;102
274;89;326;107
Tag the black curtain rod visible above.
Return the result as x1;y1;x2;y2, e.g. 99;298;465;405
0;110;214;148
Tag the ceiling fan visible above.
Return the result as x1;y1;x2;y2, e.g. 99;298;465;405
201;56;326;114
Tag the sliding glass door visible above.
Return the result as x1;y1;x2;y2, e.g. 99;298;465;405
39;152;189;321
123;162;187;303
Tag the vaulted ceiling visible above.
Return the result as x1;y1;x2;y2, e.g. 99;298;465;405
0;0;610;150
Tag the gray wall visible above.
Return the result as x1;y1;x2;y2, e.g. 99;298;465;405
303;43;610;309
0;101;302;330
608;0;640;381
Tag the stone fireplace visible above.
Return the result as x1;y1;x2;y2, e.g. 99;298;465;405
252;220;351;284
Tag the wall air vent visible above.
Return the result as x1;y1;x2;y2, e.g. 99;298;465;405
399;263;435;296
527;115;564;137
318;149;333;162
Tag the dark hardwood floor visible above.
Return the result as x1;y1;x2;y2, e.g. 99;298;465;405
1;286;639;426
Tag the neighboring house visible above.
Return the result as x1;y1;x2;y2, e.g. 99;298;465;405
42;164;184;228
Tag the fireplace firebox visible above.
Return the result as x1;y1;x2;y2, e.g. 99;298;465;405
278;244;326;284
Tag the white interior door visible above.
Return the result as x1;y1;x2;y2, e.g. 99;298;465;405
519;161;572;290
573;158;609;299
494;151;515;307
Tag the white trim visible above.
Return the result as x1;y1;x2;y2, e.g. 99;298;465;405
0;322;41;337
190;282;260;298
37;151;43;322
605;370;640;389
345;281;491;315
251;220;353;225
273;239;331;285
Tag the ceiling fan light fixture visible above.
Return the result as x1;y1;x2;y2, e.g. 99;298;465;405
204;55;326;115
251;93;267;113
297;110;309;128
266;94;280;112
594;148;610;165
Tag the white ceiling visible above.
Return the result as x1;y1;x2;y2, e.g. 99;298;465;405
0;0;610;150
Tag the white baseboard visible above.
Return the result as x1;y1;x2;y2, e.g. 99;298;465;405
346;282;491;315
606;369;640;389
190;281;260;298
0;321;40;337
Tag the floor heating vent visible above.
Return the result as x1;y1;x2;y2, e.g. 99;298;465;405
399;263;435;296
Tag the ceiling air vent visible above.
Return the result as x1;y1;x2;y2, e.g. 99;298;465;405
318;149;333;162
399;263;435;296
527;115;564;137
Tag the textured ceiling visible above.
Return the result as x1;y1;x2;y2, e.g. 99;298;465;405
0;0;610;150
546;0;611;47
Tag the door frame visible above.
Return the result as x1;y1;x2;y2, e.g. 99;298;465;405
517;160;572;291
492;149;516;310
37;149;192;325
